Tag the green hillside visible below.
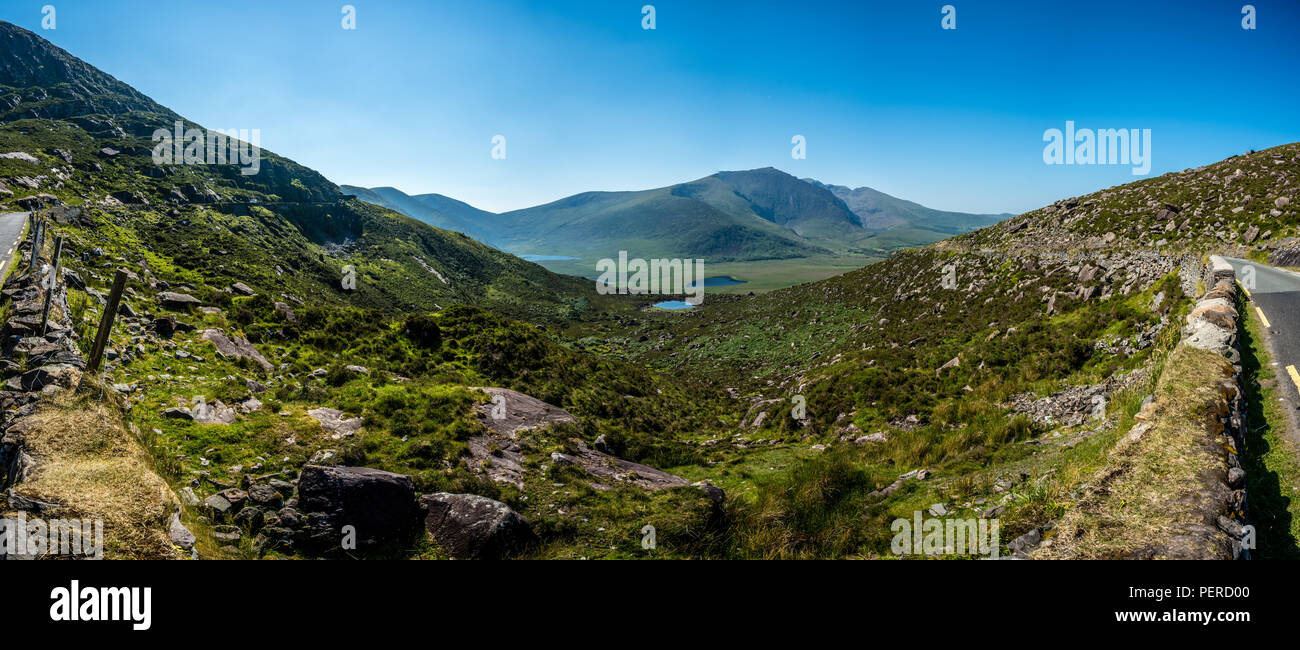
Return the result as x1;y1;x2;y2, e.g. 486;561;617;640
0;23;620;324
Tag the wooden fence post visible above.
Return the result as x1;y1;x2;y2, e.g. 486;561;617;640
86;269;128;374
39;235;63;336
28;218;44;273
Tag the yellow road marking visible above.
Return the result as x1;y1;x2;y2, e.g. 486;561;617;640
1240;281;1252;299
1256;307;1271;328
1288;366;1300;397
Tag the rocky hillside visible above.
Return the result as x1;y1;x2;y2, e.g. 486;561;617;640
953;143;1300;260
0;20;171;124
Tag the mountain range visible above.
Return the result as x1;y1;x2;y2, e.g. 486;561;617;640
341;170;1010;264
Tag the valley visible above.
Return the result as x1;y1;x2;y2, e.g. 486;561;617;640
493;253;873;295
342;168;1005;293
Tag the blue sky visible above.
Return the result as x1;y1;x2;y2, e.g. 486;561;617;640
6;0;1299;214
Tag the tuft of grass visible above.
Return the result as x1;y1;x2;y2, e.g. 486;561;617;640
3;391;181;559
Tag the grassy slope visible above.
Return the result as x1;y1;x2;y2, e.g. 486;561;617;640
557;143;1298;557
3;391;180;559
102;301;730;558
0;118;632;323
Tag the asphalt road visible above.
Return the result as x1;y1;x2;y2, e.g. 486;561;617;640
1224;256;1300;399
0;211;29;276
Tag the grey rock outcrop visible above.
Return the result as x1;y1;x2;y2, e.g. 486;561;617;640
419;492;537;559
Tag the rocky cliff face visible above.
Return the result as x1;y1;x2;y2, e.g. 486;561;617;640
0;21;174;128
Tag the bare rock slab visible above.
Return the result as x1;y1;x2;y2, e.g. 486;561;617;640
420;492;537;559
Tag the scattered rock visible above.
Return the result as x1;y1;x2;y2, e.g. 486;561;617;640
200;329;272;371
168;512;196;551
307;407;363;438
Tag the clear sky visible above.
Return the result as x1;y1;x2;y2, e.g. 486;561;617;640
6;0;1299;214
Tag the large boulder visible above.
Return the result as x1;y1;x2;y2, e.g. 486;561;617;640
203;488;247;519
157;292;201;310
471;387;578;437
296;465;418;551
16;193;58;210
420;492;537;560
195;400;238;425
247;483;284;507
153;315;177;338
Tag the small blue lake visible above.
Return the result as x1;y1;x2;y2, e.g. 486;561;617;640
652;300;696;310
702;276;746;287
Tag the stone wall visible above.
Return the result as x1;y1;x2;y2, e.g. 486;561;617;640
1032;254;1252;559
1180;255;1251;558
0;229;81;490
